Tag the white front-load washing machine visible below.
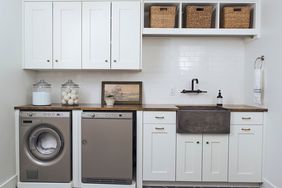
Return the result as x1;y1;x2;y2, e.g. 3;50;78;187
19;111;72;183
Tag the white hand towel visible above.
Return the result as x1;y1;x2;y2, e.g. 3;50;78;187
254;68;263;105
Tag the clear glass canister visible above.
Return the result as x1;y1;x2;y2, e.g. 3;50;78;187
32;80;51;106
61;80;79;105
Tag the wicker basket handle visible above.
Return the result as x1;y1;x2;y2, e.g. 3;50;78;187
160;7;168;11
196;7;205;11
233;8;242;12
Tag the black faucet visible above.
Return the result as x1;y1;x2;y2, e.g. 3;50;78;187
191;78;199;91
181;78;207;94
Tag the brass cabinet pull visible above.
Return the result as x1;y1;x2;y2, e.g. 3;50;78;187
241;128;251;131
242;117;252;120
155;127;165;130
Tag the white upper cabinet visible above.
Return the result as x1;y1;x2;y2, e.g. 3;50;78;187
111;2;141;70
24;1;141;70
176;134;202;182
82;2;111;69
229;125;263;182
202;135;229;182
24;2;53;69
53;2;82;69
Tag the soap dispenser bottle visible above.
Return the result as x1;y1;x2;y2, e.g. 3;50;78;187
217;90;223;106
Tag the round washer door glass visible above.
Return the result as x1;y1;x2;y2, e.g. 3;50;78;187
29;125;63;161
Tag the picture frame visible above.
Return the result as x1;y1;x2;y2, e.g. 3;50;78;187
101;81;143;105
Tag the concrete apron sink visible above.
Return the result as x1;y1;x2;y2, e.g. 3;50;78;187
176;106;231;134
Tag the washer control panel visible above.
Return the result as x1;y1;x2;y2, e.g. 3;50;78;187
20;111;70;118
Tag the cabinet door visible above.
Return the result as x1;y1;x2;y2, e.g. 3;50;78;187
82;2;111;69
111;2;141;70
143;123;176;181
24;2;52;69
176;134;202;182
53;2;81;69
229;126;263;182
202;135;229;182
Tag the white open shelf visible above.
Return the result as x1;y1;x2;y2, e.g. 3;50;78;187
143;0;260;37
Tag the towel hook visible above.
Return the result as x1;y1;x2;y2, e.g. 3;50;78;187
254;55;265;69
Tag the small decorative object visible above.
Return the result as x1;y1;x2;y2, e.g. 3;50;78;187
61;80;79;106
32;80;51;106
217;90;223;106
101;81;143;105
105;95;115;106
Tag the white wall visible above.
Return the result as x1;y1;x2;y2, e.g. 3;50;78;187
245;0;282;187
0;0;34;186
36;37;246;105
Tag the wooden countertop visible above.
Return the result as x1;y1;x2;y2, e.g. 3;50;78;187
15;103;267;112
222;104;268;112
14;103;178;111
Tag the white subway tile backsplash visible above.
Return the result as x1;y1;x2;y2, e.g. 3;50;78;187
36;37;246;105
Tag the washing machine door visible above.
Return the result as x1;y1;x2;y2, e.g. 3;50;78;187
28;125;63;161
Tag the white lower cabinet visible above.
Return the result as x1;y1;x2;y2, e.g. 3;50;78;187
143;122;176;181
229;125;263;182
202;135;229;182
143;112;264;184
176;134;202;181
176;134;228;182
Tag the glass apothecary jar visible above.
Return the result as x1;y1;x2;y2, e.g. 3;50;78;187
61;80;79;105
32;80;51;106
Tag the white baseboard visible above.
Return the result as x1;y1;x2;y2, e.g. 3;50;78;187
0;175;17;188
261;179;278;188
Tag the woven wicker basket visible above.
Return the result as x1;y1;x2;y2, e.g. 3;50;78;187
186;6;213;28
150;6;176;28
222;6;251;28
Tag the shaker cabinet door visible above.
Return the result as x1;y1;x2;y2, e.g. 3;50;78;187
202;135;229;182
111;2;141;70
143;123;176;181
82;2;111;69
53;2;82;69
229;126;263;182
176;134;202;182
24;2;53;69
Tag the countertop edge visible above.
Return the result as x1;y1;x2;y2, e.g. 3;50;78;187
14;104;267;112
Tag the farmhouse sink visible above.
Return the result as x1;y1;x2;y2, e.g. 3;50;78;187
176;105;231;134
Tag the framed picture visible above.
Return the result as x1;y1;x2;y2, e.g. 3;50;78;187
101;81;143;105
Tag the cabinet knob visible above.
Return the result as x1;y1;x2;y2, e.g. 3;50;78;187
196;141;200;144
82;140;87;145
47;60;50;62
105;60;108;62
113;60;117;63
206;141;209;144
55;60;59;63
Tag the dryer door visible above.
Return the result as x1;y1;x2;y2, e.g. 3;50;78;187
28;125;64;161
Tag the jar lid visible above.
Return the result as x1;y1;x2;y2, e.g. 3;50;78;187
62;80;79;88
33;80;51;88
